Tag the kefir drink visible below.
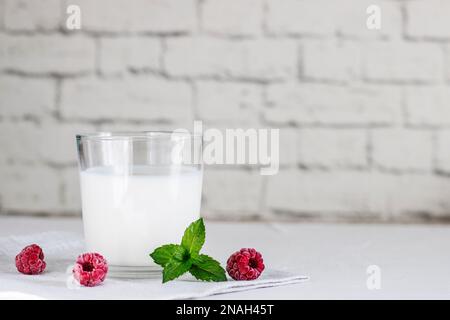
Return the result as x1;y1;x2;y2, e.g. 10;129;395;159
76;131;203;276
80;165;202;267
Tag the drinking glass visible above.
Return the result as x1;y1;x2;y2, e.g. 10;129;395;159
76;131;203;277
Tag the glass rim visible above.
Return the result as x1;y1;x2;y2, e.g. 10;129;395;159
76;131;203;141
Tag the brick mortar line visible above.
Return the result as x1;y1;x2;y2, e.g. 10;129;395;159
4;29;450;44
261;0;270;37
431;129;440;174
400;0;409;41
0;69;286;84
265;210;450;225
3;69;450;88
2;208;449;225
0;162;439;179
0;69;95;79
58;169;67;207
0;28;193;37
297;162;371;172
196;0;204;33
403;35;450;43
2;160;442;178
0;1;4;31
399;84;408;126
442;44;449;82
190;80;200;120
2;114;446;131
257;166;450;179
258;175;272;219
159;37;168;76
361;78;445;86
93;35;102;77
53;78;63;121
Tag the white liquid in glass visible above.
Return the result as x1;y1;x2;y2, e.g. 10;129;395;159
80;166;202;266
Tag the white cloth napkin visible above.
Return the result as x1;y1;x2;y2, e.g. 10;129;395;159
0;232;308;299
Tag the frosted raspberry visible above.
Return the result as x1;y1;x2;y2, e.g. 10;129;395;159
72;253;108;287
15;244;47;275
226;248;265;280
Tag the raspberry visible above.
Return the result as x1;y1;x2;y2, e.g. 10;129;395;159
226;248;265;281
72;253;108;287
15;244;46;275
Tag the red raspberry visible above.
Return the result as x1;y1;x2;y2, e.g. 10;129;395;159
15;244;46;275
226;248;265;280
72;253;108;287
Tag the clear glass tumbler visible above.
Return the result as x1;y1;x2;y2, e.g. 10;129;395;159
76;131;203;277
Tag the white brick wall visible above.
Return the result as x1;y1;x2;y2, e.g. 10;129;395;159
38;120;96;165
0;76;56;117
165;38;297;80
69;0;197;33
60;76;193;123
335;0;402;39
371;129;433;171
201;0;263;36
406;0;450;39
267;170;450;221
4;0;62;31
203;169;263;219
298;129;367;169
266;0;401;38
61;167;81;213
195;81;262;124
0;1;4;29
364;42;443;82
266;0;338;36
0;164;61;213
265;84;402;125
0;121;41;163
99;37;162;75
267;170;392;218
0;120;94;165
277;128;299;167
0;0;449;223
436;130;450;174
1;34;96;75
302;40;361;82
406;86;450;126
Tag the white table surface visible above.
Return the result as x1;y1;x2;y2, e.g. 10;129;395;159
0;216;449;299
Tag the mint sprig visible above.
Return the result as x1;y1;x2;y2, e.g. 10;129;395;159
181;217;206;254
150;218;227;283
189;254;227;281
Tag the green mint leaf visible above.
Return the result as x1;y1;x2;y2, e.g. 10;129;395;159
162;258;192;283
150;218;227;283
172;245;190;261
181;217;205;254
150;244;181;267
190;254;227;282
